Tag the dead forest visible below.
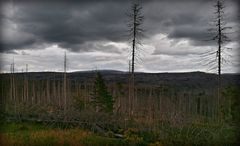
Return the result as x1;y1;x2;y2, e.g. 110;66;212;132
0;71;238;130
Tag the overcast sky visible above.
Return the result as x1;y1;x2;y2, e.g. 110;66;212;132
0;0;239;73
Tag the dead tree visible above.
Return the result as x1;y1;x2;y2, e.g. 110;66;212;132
128;60;131;116
46;78;50;104
201;0;232;121
126;1;144;117
63;51;67;113
57;80;61;107
24;64;28;103
52;74;56;105
10;58;16;114
32;79;35;105
10;64;13;102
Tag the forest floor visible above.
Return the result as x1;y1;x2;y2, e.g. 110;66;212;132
0;121;149;146
0;121;238;146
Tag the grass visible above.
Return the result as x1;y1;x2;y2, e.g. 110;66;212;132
0;121;238;146
158;123;238;146
0;122;135;146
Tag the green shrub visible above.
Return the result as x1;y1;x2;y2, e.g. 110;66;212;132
73;96;85;111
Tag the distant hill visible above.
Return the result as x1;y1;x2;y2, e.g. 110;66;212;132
1;70;239;90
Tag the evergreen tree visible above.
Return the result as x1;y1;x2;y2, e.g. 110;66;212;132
91;72;113;113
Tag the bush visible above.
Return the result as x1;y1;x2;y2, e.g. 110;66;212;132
73;96;85;111
123;128;146;146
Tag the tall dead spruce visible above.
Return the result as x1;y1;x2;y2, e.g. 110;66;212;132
202;0;232;121
126;1;144;117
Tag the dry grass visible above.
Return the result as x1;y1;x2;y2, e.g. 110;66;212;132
0;128;91;146
0;122;128;146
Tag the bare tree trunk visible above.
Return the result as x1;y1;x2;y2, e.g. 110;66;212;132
32;80;35;105
12;60;16;115
217;1;222;122
63;52;67;113
10;64;13;102
46;78;50;105
126;2;144;118
128;60;131;117
52;77;56;105
57;80;61;107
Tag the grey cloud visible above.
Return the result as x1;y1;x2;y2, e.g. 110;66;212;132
1;0;130;52
1;50;18;55
0;0;238;53
144;0;238;46
63;41;124;54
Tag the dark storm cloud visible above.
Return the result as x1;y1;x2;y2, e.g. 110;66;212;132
0;0;131;52
0;0;238;52
143;0;238;47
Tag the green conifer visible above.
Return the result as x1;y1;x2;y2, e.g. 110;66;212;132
91;72;113;113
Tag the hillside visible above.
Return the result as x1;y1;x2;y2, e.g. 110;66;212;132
1;70;239;90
